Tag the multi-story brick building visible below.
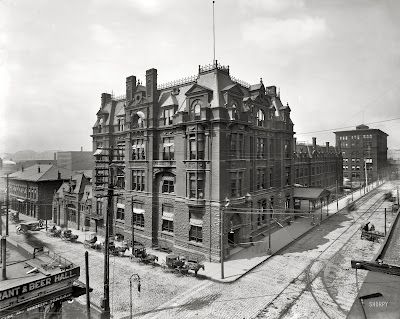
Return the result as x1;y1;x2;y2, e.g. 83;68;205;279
294;137;343;191
334;125;388;187
7;164;73;220
91;61;295;261
52;172;92;230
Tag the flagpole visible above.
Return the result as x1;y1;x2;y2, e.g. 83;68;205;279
213;1;216;65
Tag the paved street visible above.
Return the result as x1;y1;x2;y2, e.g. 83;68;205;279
3;181;398;319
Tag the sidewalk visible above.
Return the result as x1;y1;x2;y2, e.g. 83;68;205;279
2;181;383;284
202;180;382;283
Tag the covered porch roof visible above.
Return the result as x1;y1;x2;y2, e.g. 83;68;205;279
293;187;331;200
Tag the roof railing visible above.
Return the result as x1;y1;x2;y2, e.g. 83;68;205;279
230;76;250;88
157;75;198;90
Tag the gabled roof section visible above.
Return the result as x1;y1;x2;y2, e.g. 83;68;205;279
185;83;213;96
221;83;244;97
249;83;264;92
9;164;73;182
160;92;178;108
81;185;93;203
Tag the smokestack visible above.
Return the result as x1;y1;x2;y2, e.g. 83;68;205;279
81;146;83;152
58;171;61;180
54;152;57;160
326;142;330;151
312;137;317;148
38;166;40;173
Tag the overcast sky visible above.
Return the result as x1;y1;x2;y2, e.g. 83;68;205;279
1;0;400;154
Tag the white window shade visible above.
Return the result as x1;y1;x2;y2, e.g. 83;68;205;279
189;218;203;227
162;212;174;221
133;208;145;214
117;203;125;209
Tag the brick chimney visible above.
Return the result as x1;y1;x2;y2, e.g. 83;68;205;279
126;75;137;101
101;93;112;107
146;68;157;103
58;171;61;179
38;166;40;173
312;137;317;148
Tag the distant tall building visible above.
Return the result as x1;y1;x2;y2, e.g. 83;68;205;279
56;151;94;171
334;124;388;186
91;61;295;261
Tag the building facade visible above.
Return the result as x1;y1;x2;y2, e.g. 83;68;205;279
334;125;388;186
52;173;92;230
7;164;73;220
91;61;295;261
294;137;343;191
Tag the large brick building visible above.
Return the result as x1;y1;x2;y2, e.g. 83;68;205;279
294;137;343;191
7;164;73;220
91;61;295;261
334;125;388;186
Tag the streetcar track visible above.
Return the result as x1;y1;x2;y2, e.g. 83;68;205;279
285;195;384;319
255;188;384;319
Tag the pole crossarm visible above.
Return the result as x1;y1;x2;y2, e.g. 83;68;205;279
351;260;400;277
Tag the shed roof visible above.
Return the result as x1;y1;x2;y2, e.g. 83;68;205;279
293;187;331;200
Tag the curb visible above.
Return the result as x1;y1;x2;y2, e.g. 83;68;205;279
5;236;36;259
209;183;383;284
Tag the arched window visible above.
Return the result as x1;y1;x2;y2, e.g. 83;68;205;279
257;109;265;127
190;100;202;120
131;111;146;128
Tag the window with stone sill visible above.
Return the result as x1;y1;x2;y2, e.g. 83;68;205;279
162;180;174;193
132;139;145;160
189;225;203;243
189;172;204;199
190;100;202;121
116;207;125;221
257;109;265;127
162;220;173;232
133;213;144;227
163;137;174;160
132;170;145;191
189;133;205;160
163;108;174;126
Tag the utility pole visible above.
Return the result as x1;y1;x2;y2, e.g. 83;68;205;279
85;251;91;319
131;196;135;251
102;145;114;317
6;174;9;236
364;160;368;192
336;179;339;210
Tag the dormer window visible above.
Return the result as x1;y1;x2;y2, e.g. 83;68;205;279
98;118;104;133
228;104;239;120
190;100;202;120
117;118;124;131
257;109;265;127
163;108;174;125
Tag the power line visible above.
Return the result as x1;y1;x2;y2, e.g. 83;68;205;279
298;117;400;135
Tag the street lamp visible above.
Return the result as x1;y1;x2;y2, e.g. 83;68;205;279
220;197;230;279
129;273;141;319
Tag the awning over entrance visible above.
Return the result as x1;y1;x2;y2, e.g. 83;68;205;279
293;187;331;200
